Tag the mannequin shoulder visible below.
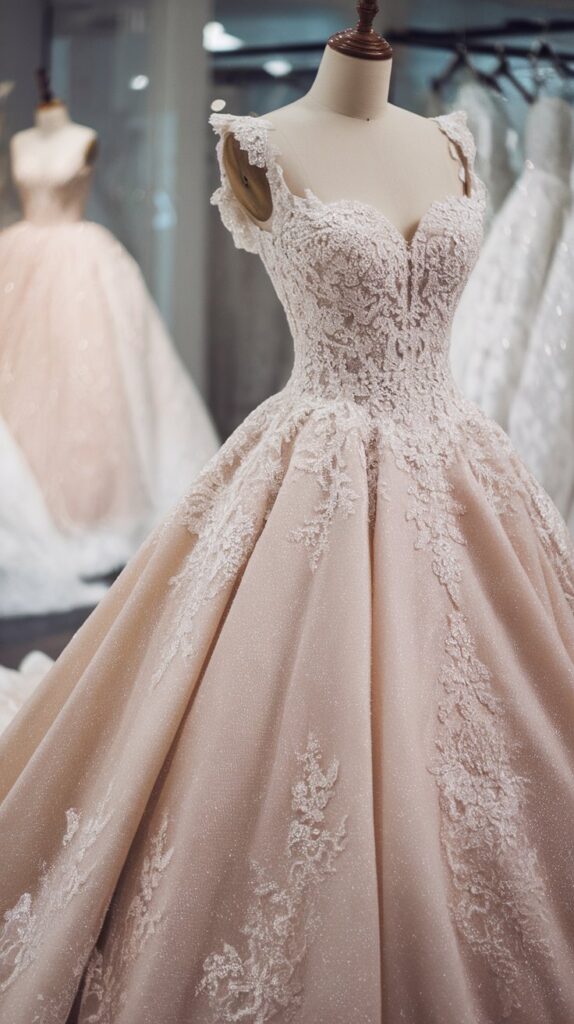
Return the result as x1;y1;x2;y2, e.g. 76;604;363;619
10;127;34;151
220;101;308;221
221;130;272;222
385;103;445;142
386;104;468;193
73;124;98;165
9;129;36;170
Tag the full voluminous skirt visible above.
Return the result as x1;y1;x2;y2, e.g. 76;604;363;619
1;386;574;1024
0;219;219;577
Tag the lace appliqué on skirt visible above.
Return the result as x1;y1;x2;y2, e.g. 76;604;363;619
195;733;347;1023
430;613;552;1017
80;816;174;1022
0;785;113;995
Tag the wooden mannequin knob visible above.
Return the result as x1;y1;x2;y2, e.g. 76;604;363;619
328;1;393;61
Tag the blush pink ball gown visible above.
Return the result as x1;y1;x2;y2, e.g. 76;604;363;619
0;145;219;578
0;110;574;1024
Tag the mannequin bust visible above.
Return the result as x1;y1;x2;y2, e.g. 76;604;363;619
223;4;468;243
10;71;97;189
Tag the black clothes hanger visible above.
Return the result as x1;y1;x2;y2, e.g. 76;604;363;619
431;42;505;98
491;45;535;104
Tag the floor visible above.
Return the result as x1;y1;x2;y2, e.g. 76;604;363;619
0;570;120;669
0;603;96;669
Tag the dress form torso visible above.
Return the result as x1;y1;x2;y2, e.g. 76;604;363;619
224;45;468;243
10;104;97;225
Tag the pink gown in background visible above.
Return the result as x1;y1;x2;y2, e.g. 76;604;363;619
0;111;573;1024
0;145;219;580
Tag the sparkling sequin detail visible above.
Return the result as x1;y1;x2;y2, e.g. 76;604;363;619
430;614;553;1017
195;733;347;1022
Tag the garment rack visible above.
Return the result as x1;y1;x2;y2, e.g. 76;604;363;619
211;17;574;64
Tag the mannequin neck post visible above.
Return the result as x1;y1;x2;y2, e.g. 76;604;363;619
305;45;392;121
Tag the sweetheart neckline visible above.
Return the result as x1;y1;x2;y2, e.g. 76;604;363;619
223;111;484;250
291;186;479;250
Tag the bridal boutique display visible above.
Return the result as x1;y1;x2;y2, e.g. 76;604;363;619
449;95;573;418
1;84;574;1021
3;2;574;1016
0;102;219;581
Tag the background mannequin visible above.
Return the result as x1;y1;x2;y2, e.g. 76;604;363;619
223;5;468;243
11;71;97;212
0;69;219;596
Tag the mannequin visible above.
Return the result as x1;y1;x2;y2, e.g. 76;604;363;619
10;70;97;198
223;2;468;243
0;66;219;591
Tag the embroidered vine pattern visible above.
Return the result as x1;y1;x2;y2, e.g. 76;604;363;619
80;816;174;1023
429;613;553;1017
287;406;364;570
0;785;113;994
151;397;309;688
195;733;347;1023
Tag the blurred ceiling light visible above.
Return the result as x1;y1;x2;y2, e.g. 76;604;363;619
263;59;293;78
130;74;149;91
203;21;243;53
210;98;227;112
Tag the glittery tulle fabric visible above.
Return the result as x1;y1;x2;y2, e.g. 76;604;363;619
0;162;219;581
508;166;574;533
450;96;573;425
1;111;574;1024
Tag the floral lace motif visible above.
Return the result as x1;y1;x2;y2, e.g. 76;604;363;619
152;108;574;678
206;111;487;604
0;785;113;994
287;404;367;570
195;733;347;1023
430;613;552;1017
80;816;174;1022
151;395;309;687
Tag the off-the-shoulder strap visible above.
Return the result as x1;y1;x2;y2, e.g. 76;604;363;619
209;112;287;253
434;109;487;205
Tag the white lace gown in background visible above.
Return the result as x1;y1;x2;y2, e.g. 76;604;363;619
0;651;54;734
0;146;219;582
0;414;107;616
509;153;574;531
450;96;573;424
1;110;574;1024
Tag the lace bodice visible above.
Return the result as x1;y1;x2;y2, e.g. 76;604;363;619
210;110;486;418
11;147;93;226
